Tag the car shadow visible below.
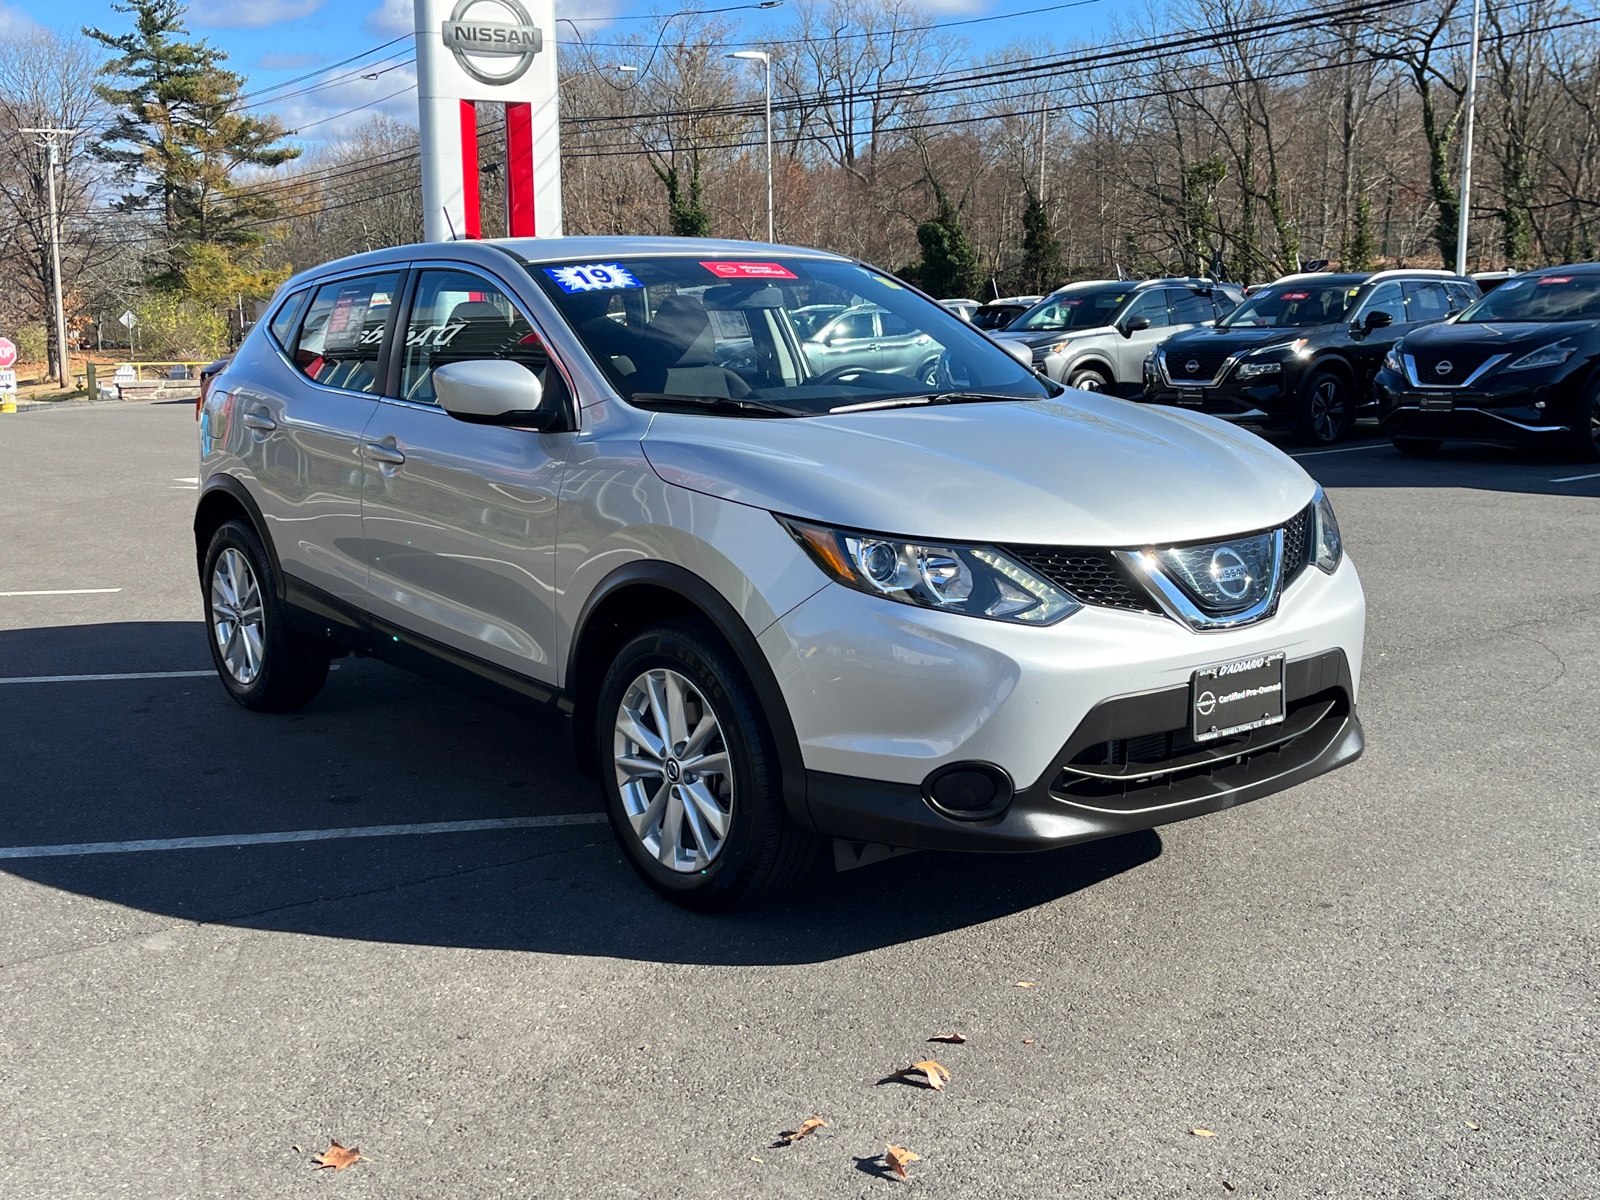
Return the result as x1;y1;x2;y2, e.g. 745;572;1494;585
1;621;1162;966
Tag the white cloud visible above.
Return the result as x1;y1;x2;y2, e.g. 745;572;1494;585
0;2;38;32
253;52;329;70
189;0;323;30
363;0;412;37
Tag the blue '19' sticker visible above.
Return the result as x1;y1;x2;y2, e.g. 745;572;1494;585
545;263;641;292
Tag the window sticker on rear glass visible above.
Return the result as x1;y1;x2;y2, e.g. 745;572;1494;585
544;263;642;292
324;286;372;351
1280;292;1310;300
700;261;798;279
1538;276;1572;285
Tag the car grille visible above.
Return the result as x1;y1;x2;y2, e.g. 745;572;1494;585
1409;349;1496;385
1164;348;1231;383
1002;547;1163;613
1282;503;1313;583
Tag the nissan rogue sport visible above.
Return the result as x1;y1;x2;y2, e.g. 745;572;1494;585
196;237;1366;910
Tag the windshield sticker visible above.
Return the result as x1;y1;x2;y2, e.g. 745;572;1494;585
1280;292;1310;300
1538;276;1572;285
1060;299;1082;306
544;263;642;292
700;261;798;279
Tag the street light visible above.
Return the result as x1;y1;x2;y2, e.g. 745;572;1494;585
726;50;773;243
1455;0;1482;276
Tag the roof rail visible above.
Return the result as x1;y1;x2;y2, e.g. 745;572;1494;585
1366;268;1457;282
1270;271;1335;283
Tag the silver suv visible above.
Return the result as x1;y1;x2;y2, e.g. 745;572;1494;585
996;278;1244;393
197;238;1365;910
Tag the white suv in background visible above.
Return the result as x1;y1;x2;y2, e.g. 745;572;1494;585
197;237;1364;910
996;278;1245;393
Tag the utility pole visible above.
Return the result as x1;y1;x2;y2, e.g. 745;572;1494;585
727;51;774;243
1039;106;1047;198
1455;0;1482;277
21;128;81;389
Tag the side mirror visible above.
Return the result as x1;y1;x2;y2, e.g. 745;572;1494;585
434;360;558;429
1122;316;1151;337
1363;310;1393;330
996;339;1034;369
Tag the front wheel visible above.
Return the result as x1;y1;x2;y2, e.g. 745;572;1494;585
202;519;330;711
1068;365;1111;392
1564;381;1600;461
597;619;819;911
1294;370;1351;445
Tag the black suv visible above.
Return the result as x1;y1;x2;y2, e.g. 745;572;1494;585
1141;270;1480;444
1376;263;1600;460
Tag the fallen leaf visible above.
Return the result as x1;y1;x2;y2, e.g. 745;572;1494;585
1189;1128;1217;1138
1023;1039;1035;1045
1223;1182;1237;1192
927;1032;967;1044
884;1143;921;1180
1464;1120;1481;1130
311;1141;365;1171
777;1117;827;1144
890;1060;952;1090
1016;981;1035;988
750;1156;764;1163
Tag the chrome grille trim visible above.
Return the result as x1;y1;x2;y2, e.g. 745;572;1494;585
1402;352;1509;389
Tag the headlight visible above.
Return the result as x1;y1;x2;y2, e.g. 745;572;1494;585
778;516;1082;625
1382;347;1403;373
1047;338;1076;354
1312;486;1342;575
1502;339;1576;372
1236;360;1282;379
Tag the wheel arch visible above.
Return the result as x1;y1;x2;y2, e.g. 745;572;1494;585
194;476;282;597
1301;352;1357;396
1066;355;1117;384
564;560;815;830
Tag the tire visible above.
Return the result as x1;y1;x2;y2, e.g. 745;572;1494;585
1294;370;1352;445
1564;380;1600;461
1390;436;1443;455
918;357;942;388
596;618;819;912
202;519;330;712
1068;365;1111;392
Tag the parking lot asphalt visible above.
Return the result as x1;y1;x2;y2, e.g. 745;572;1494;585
2;401;1597;1199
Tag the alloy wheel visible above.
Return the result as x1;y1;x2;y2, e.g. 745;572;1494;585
210;547;265;685
613;668;734;872
1310;378;1346;442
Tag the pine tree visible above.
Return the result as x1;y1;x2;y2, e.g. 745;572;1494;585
915;182;979;299
1020;185;1062;295
84;0;298;291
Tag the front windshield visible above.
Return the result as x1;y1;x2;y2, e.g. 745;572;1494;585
1009;287;1130;332
530;256;1051;415
1458;273;1600;322
1221;281;1361;328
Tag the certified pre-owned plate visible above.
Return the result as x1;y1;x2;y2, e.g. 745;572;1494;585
1419;395;1454;411
1191;652;1286;741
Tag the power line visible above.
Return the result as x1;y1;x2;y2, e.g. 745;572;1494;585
237;35;412;104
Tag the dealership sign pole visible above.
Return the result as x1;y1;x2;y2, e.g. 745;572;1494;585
414;0;562;243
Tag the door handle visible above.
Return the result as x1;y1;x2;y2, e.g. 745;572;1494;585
363;441;406;465
242;412;276;432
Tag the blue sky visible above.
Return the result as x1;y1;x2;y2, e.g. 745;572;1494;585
0;0;1118;145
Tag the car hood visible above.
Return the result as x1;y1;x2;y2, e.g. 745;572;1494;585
1163;325;1324;356
995;327;1116;348
640;396;1313;546
1403;318;1600;351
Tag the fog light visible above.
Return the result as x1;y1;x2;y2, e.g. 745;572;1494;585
923;762;1014;820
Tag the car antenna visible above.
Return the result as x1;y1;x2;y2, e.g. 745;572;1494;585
443;208;459;242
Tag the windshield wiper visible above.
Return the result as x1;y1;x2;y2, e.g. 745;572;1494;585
629;392;801;418
828;392;1039;414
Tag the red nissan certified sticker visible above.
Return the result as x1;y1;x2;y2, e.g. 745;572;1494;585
1538;276;1572;284
1280;292;1310;300
700;261;798;279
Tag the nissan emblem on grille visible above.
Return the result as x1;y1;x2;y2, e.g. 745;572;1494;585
1209;547;1252;599
1435;359;1453;376
1186;359;1201;374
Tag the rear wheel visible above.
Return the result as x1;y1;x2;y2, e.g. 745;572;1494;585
1390;436;1443;455
1068;365;1111;392
1294;370;1351;445
597;619;819;911
202;520;329;711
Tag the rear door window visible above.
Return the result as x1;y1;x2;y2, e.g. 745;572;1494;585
1404;281;1453;322
1123;290;1171;328
293;273;399;394
1212;291;1240;319
400;269;568;409
1445;282;1478;311
1167;289;1214;325
1358;282;1406;325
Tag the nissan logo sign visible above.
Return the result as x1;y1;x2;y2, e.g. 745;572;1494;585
1185;359;1201;374
443;0;543;86
1435;359;1453;375
1209;546;1252;600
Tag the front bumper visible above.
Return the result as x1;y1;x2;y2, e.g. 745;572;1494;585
761;557;1366;852
1375;369;1571;444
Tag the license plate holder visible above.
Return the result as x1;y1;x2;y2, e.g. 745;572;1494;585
1191;653;1286;742
1419;395;1454;411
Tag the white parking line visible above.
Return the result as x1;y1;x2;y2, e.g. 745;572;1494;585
0;814;611;860
0;588;123;597
1289;443;1391;458
0;670;216;685
1550;470;1600;483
